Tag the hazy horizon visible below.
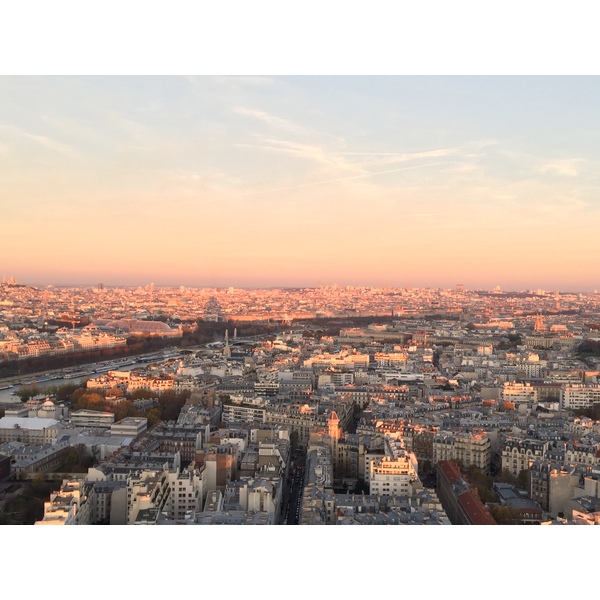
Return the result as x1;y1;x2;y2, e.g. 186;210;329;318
8;277;599;295
2;76;600;292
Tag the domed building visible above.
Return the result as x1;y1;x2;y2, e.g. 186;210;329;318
34;398;69;420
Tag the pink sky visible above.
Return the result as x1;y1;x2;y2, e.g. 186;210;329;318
2;76;599;291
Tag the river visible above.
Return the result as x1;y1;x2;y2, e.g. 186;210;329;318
0;359;148;405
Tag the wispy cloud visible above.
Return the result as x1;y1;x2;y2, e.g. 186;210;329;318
242;137;359;172
339;148;456;161
229;161;455;198
233;106;304;135
0;124;75;156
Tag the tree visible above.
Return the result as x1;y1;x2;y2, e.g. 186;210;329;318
14;384;40;402
516;469;530;491
353;478;370;494
464;464;495;503
500;469;516;485
70;387;86;405
61;444;92;472
52;383;80;403
31;472;47;493
90;445;101;464
490;505;521;525
113;400;136;422
106;388;125;399
146;407;162;427
130;388;155;400
157;390;189;422
76;392;104;410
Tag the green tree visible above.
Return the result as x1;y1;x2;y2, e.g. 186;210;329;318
353;478;370;494
146;407;162;427
500;469;516;485
130;388;155;400
113;400;136;422
465;464;495;503
14;384;40;401
516;469;530;491
490;505;521;525
52;383;80;403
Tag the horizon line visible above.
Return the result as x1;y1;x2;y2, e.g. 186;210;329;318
3;281;597;295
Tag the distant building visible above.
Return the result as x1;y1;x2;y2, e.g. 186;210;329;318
110;417;147;437
70;409;115;428
562;384;600;411
0;417;61;444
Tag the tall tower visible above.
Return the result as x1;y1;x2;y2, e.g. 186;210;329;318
534;312;545;332
223;329;231;359
328;410;340;442
328;411;341;472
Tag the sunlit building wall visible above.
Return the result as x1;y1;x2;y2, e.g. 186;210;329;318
369;450;420;497
501;439;548;478
562;384;600;411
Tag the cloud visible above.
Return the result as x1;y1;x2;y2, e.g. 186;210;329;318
229;161;454;198
540;159;579;177
0;124;75;156
233;106;303;135
339;147;457;162
245;137;358;172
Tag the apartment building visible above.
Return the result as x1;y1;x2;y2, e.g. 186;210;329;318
562;384;600;410
369;452;420;497
433;430;492;474
501;438;548;478
35;478;81;525
221;398;267;424
529;459;584;517
436;460;496;525
502;382;537;406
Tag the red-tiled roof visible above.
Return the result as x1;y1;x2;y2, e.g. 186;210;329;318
458;490;497;525
437;460;462;484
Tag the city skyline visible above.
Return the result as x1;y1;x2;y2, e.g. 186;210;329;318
2;76;600;291
4;5;596;590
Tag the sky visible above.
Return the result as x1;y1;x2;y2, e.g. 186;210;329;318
1;75;600;291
